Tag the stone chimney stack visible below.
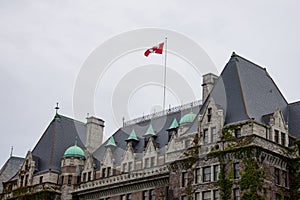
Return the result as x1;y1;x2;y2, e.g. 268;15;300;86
85;116;104;153
202;73;218;101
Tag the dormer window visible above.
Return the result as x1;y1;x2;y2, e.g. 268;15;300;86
207;108;212;122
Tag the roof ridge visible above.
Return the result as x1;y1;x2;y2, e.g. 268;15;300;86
57;114;86;125
288;101;300;106
233;58;251;120
233;53;267;71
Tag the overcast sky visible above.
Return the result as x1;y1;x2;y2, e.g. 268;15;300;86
0;0;299;166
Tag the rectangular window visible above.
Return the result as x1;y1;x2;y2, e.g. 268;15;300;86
195;192;200;200
203;166;211;182
107;167;111;176
182;172;188;187
143;191;148;200
123;163;127;172
127;193;132;200
83;173;86;182
233;188;240;200
120;195;126;200
274;130;279;143
181;196;187;200
211;127;217;143
145;158;149;168
204;129;209;144
150;189;155;200
281;132;286;146
195;168;201;183
39;176;43;184
203;191;211;200
207;108;212;122
151;157;155;167
61;175;64;184
128;162;132;172
24;175;28;186
235;128;241;138
282;170;287;187
88;171;92;180
213;165;219;181
213;190;219;200
68;175;72;185
275;168;280;185
20;176;24;187
234;163;240;179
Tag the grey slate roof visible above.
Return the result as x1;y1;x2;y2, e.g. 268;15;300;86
0;156;24;192
93;106;200;165
208;53;288;125
288;102;300;139
32;114;86;173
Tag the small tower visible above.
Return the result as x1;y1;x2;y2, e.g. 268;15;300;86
61;138;85;200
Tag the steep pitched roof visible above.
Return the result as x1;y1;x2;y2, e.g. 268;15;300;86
93;105;200;165
32;114;86;173
0;156;24;192
209;53;287;125
288;101;300;139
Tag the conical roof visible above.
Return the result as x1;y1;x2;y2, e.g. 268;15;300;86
126;129;139;141
144;124;156;137
106;136;117;147
168;118;179;129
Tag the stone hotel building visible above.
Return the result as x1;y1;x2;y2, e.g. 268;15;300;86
1;53;300;200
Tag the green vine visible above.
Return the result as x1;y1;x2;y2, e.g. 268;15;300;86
217;164;233;200
240;158;265;200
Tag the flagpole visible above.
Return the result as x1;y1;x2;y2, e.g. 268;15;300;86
163;37;167;112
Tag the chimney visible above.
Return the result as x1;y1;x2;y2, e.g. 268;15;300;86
85;116;104;153
202;73;218;101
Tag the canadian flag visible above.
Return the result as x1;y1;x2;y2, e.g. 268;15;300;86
144;42;164;57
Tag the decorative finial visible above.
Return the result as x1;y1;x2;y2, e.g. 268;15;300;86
55;102;59;115
231;51;236;57
75;136;78;146
10;146;13;157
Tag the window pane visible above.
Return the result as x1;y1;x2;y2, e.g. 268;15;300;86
234;188;240;200
150;189;155;200
143;191;148;200
203;166;211;182
203;191;211;200
234;163;240;179
182;172;188;187
213;190;219;200
281;132;286;146
195;168;201;183
275;168;280;185
211;127;217;143
195;192;200;200
214;165;219;181
204;129;209;144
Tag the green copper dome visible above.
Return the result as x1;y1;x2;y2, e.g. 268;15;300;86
179;112;196;125
63;144;85;158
